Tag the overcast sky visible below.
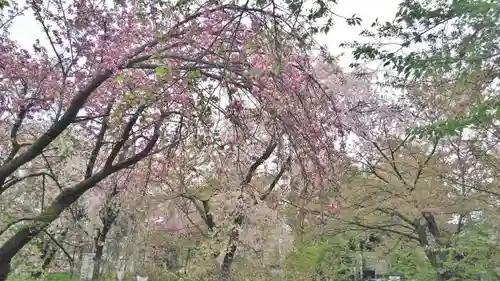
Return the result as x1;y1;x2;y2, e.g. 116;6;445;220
318;0;400;68
9;0;401;69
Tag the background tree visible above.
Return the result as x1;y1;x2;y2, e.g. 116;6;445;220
348;0;500;135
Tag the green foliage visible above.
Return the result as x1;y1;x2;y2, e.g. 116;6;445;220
388;223;500;281
45;272;76;281
154;65;170;77
414;98;500;138
350;0;500;78
7;272;74;281
187;69;202;81
348;0;500;137
140;264;181;281
388;245;435;281
7;272;137;281
0;0;9;9
283;233;359;280
447;224;500;281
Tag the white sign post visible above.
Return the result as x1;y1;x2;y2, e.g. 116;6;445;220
116;266;125;281
80;253;95;280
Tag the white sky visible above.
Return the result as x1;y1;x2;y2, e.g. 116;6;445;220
8;0;401;70
317;0;401;68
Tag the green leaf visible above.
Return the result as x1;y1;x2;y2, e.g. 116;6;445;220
155;65;170;76
0;0;9;9
188;69;202;80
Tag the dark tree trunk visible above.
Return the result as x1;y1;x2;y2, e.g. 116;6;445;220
0;132;158;281
92;203;116;281
219;243;237;281
0;70;129;281
0;262;10;281
91;228;110;281
416;212;464;281
0;166;127;281
217;142;280;281
219;215;243;281
92;241;104;281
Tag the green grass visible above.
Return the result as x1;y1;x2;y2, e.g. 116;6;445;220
7;272;76;281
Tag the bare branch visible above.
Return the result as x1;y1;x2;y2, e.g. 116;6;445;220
260;155;291;201
41;230;74;265
348;221;420;242
371;140;410;187
103;105;146;169
411;138;439;191
2;172;61;193
85;103;113;179
0;218;36;237
243;140;278;185
0;117;166;262
4;101;30;164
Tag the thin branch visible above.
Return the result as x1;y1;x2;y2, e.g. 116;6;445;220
72;114;110;123
371;140;409;187
174;200;208;238
2;172;61;192
0;118;167;261
260;155;291;201
375;207;418;228
411;138;439;191
4;99;30;164
85;103;113;179
103;105;146;168
349;221;420;242
243;140;278;185
42;230;74;265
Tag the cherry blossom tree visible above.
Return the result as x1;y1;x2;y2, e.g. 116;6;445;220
0;0;370;279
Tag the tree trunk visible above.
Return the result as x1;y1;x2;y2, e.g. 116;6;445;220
0;262;10;281
92;241;104;281
92;219;113;281
219;215;243;281
416;212;463;281
219;243;237;281
0;221;52;281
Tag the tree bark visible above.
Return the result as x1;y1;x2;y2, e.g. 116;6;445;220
218;141;281;281
219;215;243;281
417;212;463;281
0;263;10;281
219;243;237;281
92;222;113;281
92;242;104;281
